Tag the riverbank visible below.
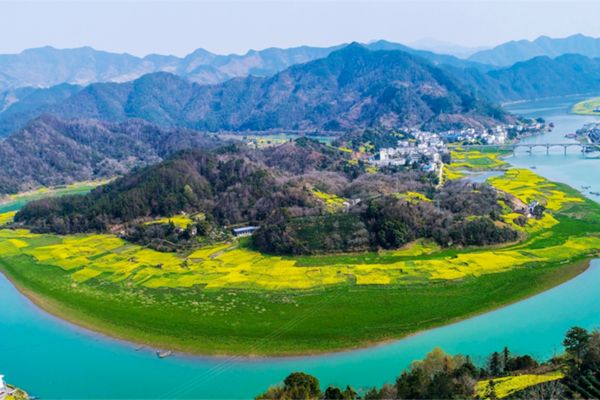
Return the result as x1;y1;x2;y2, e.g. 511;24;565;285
0;256;592;358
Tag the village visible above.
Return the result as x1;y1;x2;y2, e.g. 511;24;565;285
576;122;600;144
371;120;548;172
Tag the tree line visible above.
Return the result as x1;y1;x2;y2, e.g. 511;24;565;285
256;326;600;400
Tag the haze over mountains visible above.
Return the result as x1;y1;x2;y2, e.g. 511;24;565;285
469;34;600;66
0;40;483;93
0;34;597;93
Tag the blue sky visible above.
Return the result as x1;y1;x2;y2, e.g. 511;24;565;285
1;1;600;56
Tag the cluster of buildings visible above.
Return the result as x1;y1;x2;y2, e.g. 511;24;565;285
440;125;509;145
371;121;549;172
440;121;548;145
576;123;600;144
373;131;446;172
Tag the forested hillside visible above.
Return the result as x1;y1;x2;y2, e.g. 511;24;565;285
15;139;518;254
459;54;600;101
0;116;225;194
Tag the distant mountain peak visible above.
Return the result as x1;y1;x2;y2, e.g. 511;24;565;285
470;33;600;66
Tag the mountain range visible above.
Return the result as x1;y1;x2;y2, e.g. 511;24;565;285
469;34;600;66
0;41;485;93
2;36;600;195
460;54;600;101
4;41;600;138
0;44;507;137
2;34;599;94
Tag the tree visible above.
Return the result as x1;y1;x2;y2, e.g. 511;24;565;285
503;347;510;373
257;372;322;400
489;352;502;376
323;386;343;400
563;327;590;367
520;380;565;400
583;330;600;370
283;372;321;399
341;386;357;400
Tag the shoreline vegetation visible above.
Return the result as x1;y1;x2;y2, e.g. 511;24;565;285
257;327;600;400
0;150;599;356
572;97;600;115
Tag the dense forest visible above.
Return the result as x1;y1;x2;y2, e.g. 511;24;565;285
253;181;517;255
256;327;600;400
15;138;518;254
0;115;227;194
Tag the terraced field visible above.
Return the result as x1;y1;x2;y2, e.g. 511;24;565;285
0;152;598;355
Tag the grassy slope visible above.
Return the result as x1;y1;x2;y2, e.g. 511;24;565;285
0;255;588;356
0;154;599;356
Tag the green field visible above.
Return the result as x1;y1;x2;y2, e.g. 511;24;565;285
0;154;599;355
572;97;600;115
0;179;110;213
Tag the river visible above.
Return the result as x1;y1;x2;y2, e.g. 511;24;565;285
1;95;600;399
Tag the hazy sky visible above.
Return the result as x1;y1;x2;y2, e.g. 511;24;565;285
1;0;600;56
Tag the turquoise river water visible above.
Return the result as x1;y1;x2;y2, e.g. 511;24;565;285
1;95;600;399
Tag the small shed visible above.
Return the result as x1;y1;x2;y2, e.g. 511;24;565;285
232;226;259;237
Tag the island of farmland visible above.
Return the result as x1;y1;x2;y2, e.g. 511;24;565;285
0;150;598;356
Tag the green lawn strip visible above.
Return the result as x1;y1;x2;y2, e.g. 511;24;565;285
0;254;589;356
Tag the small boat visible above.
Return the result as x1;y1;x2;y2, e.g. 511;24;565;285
156;350;173;359
565;133;577;139
582;185;591;190
530;166;537;169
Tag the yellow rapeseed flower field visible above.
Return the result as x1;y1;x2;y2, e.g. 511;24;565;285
0;211;16;225
0;156;595;292
475;371;564;399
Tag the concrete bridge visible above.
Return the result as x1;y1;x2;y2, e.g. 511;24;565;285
450;142;598;155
